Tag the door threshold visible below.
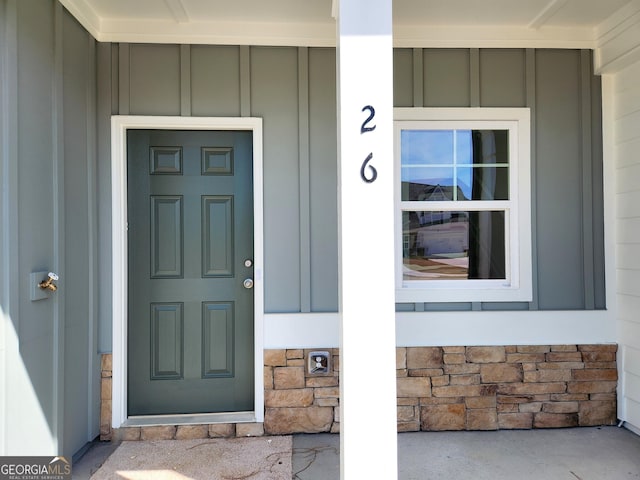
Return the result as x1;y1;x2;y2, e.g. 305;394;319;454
123;411;256;427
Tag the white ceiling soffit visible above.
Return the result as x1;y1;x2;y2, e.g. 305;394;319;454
60;0;632;49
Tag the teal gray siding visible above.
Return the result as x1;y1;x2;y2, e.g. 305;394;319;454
1;0;99;457
536;51;588;309
394;48;605;312
62;11;99;458
252;47;302;312
98;44;342;330
191;46;242;116
308;48;338;312
95;44;605;337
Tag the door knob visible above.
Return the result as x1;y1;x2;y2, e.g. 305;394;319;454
243;278;254;289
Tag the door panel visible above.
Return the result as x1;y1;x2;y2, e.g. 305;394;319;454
127;129;254;416
150;302;183;380
202;195;234;277
150;196;183;278
202;301;234;378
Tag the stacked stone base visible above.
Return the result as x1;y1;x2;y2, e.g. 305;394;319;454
264;345;617;434
112;423;265;442
100;344;617;441
100;354;112;440
264;349;340;435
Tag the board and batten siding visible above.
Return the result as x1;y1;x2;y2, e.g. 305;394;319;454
610;58;640;433
97;45;605;349
394;48;605;312
1;0;100;457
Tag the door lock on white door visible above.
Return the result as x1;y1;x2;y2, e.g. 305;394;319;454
243;278;254;289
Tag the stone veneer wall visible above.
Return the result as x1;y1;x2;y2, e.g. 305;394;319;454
99;353;264;441
100;345;617;441
264;345;618;434
264;349;340;435
100;354;112;440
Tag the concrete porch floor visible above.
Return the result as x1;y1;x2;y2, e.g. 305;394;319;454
293;427;640;479
74;426;640;479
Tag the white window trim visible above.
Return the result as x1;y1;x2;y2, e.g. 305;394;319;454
394;107;532;303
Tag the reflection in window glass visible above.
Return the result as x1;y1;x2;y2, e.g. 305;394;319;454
401;129;509;202
401;167;455;201
456;167;509;201
401;130;454;166
402;210;506;281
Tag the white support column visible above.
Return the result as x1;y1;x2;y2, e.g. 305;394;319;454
336;1;398;479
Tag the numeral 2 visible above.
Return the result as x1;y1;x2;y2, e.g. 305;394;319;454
361;105;376;133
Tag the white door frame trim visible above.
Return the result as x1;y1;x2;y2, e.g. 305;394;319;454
111;115;264;428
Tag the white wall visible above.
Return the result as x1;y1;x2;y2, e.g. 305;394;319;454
606;58;640;433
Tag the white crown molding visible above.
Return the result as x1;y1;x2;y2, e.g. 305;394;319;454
393;25;596;49
58;0;101;39
597;0;640;40
595;0;640;73
58;0;640;56
89;20;599;49
97;18;337;46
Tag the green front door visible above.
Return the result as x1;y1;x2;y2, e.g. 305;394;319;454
127;129;254;416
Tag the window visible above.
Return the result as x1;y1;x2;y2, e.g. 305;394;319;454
394;108;532;303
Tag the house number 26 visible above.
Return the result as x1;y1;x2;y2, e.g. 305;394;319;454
360;105;377;183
